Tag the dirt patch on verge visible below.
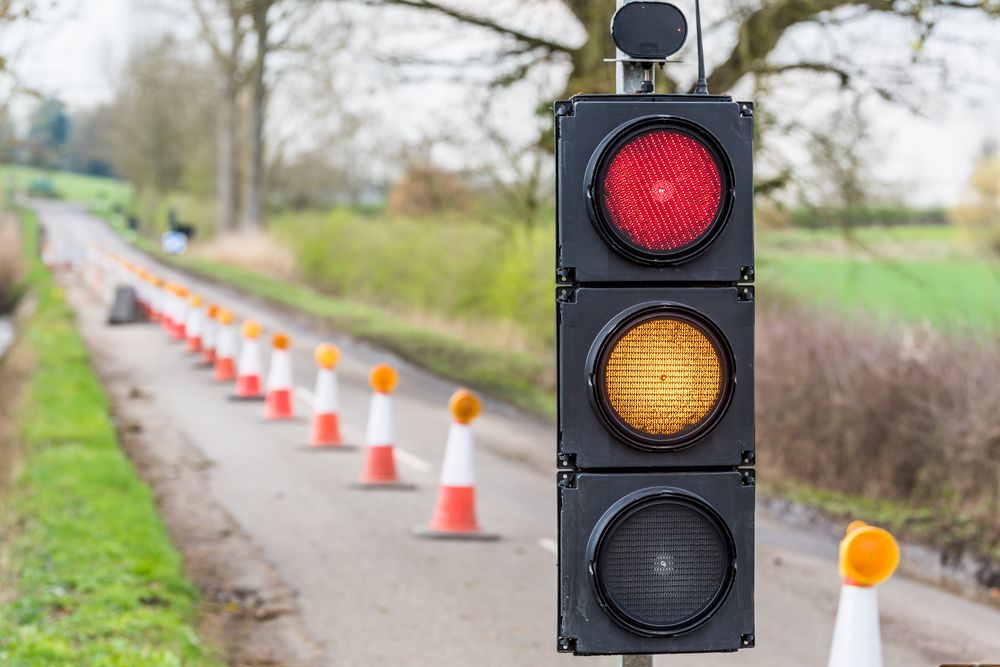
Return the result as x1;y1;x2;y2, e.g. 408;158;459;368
66;284;326;666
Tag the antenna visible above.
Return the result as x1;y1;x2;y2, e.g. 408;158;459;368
693;0;709;95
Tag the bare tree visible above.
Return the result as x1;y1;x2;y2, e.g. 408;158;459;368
193;0;254;232
242;0;318;230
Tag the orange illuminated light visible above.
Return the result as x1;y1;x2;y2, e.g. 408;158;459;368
601;315;725;442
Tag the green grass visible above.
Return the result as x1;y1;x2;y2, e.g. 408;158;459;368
1;165;132;216
758;253;1000;333
0;208;220;666
764;479;998;561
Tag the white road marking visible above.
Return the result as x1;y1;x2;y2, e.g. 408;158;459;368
537;537;557;555
395;447;433;474
294;386;315;407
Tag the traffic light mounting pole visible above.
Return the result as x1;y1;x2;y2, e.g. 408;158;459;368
615;3;651;665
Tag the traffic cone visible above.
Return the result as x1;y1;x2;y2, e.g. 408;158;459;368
231;319;265;400
416;389;498;540
185;294;204;353
149;277;165;322
171;286;188;341
308;343;349;448
200;304;219;367
353;364;413;489
160;282;176;334
213;309;237;381
827;521;900;667
263;332;296;420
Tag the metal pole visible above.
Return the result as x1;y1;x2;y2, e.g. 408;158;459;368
615;0;647;94
614;3;651;664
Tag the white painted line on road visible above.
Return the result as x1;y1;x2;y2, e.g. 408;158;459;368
396;447;433;474
538;537;557;555
294;386;315;407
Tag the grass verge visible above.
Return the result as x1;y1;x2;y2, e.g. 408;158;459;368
0;207;220;666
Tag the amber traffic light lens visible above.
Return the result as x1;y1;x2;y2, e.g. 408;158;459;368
595;123;730;263
596;310;730;447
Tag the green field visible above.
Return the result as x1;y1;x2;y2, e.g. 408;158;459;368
0;208;219;665
759;253;999;333
0;165;132;215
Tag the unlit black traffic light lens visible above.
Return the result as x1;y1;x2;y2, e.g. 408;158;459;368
593;493;735;636
595;308;731;448
596;124;730;262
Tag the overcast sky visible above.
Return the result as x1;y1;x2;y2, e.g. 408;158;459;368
5;0;999;206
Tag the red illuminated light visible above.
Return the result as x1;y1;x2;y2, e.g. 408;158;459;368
600;129;723;254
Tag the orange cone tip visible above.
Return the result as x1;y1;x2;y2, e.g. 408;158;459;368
206;304;218;318
370;363;398;394
242;319;262;339
272;331;290;350
839;522;899;587
315;343;340;369
217;309;234;325
449;389;481;424
189;294;203;308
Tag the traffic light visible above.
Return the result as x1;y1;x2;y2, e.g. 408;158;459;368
555;94;755;656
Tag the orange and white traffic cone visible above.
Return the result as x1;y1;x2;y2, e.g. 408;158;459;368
416;389;497;540
150;277;165;323
185;295;204;353
353;364;413;489
827;521;900;667
263;332;295;420
230;319;264;400
308;343;349;448
213;309;237;381
199;304;219;367
170;285;188;341
160;282;176;334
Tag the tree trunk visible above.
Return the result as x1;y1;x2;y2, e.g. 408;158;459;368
217;83;239;233
243;2;270;231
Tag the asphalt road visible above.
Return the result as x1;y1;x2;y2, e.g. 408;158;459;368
33;199;1000;666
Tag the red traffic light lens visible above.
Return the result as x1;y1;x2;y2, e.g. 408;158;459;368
597;125;727;261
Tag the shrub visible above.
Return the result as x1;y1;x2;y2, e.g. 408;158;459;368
758;297;1000;551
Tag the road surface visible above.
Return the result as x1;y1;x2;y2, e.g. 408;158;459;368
33;200;1000;666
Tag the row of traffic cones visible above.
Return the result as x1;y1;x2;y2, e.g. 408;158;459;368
102;251;495;540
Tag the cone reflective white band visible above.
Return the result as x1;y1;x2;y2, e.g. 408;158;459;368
202;316;217;351
186;306;202;339
827;584;882;667
314;368;340;413
439;422;475;487
216;323;235;359
238;337;261;375
266;348;293;391
365;392;393;446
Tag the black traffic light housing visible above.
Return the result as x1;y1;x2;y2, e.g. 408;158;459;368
558;471;754;655
555;93;755;657
558;286;754;470
556;95;754;284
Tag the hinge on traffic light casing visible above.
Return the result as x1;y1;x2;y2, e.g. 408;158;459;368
740;266;754;282
741;634;755;648
739;102;754;117
557;636;576;653
556;286;576;303
738;285;754;302
554;100;574;117
740;469;755;486
741;450;755;465
558;471;576;488
556;266;575;284
557;452;577;470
